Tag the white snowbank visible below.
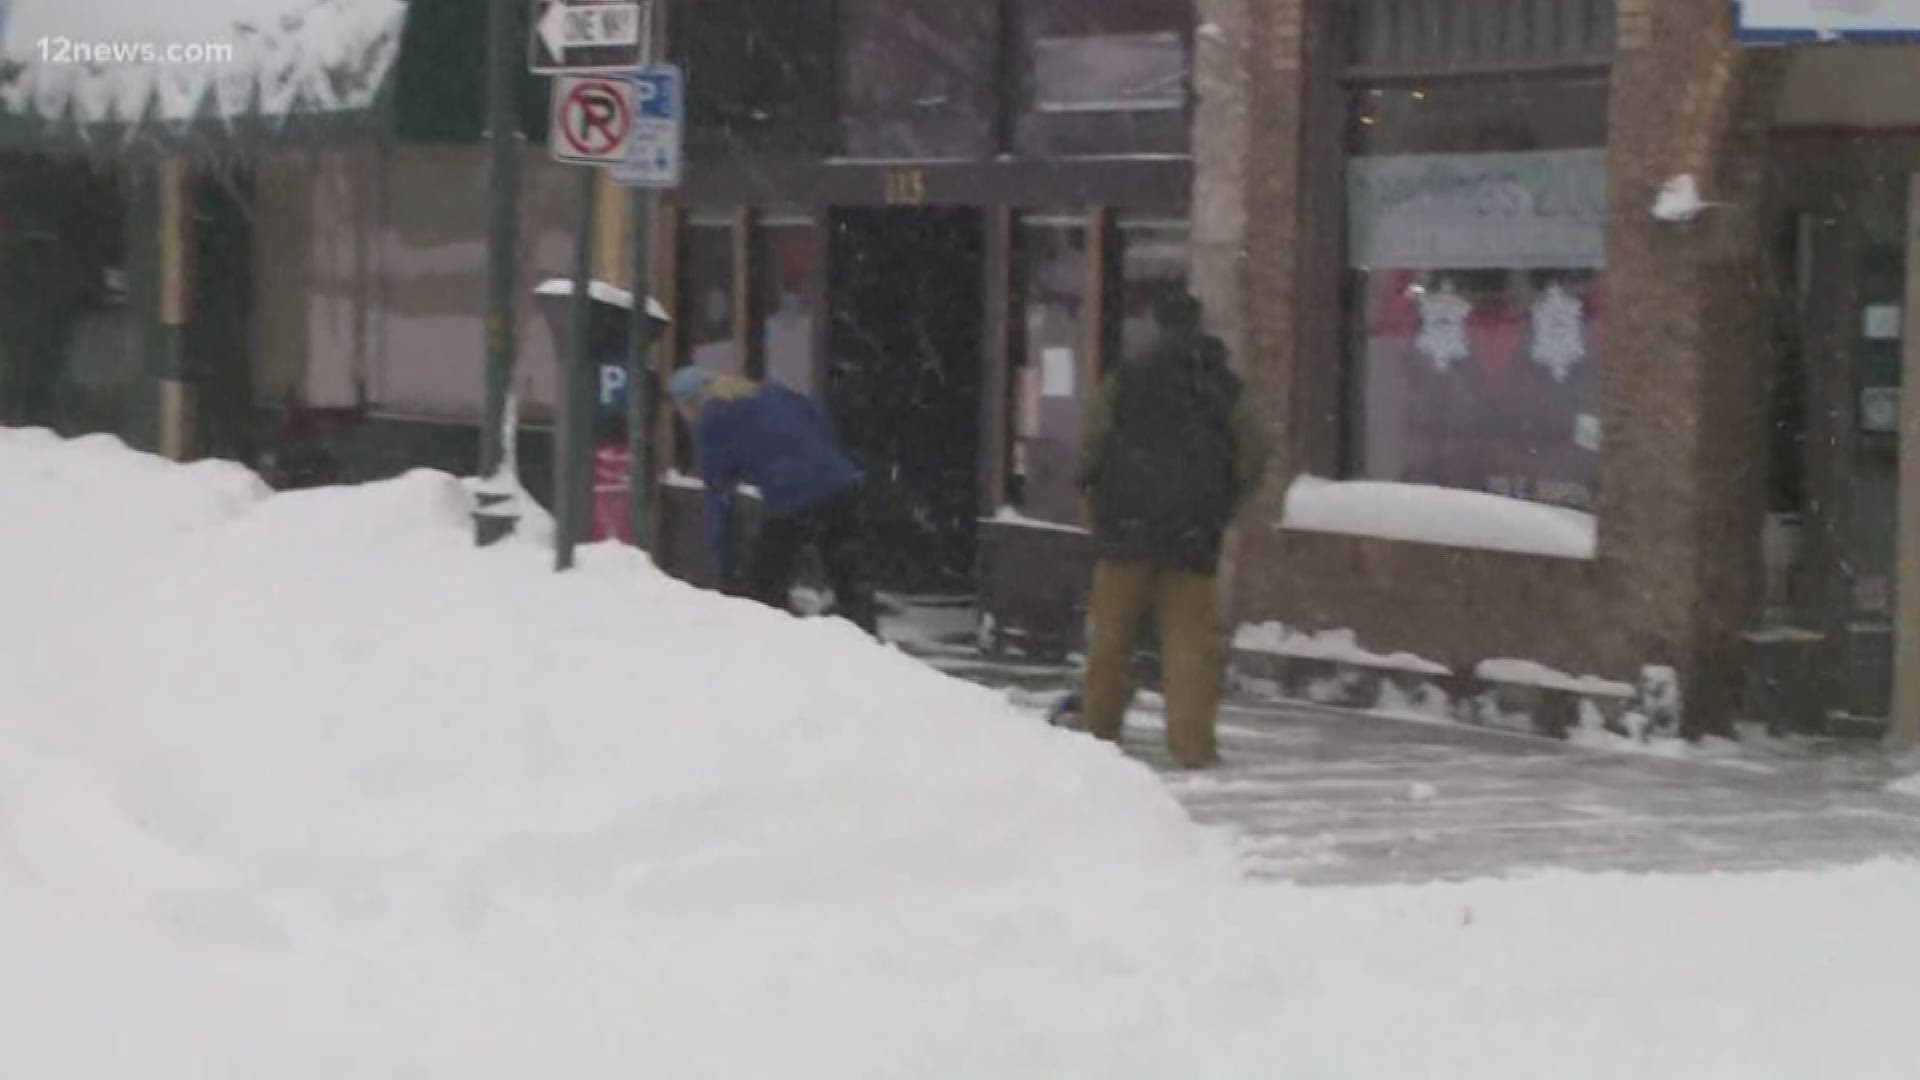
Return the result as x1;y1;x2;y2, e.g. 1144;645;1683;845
1892;774;1920;798
1478;658;1634;699
1281;476;1598;560
6;429;1920;1078
1234;621;1450;676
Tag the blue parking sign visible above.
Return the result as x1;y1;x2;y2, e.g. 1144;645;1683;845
612;64;684;187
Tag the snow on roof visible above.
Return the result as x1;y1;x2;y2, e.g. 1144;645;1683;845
534;277;673;322
1280;476;1598;562
1;0;407;125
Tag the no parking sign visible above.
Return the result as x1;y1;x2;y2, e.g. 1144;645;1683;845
549;75;635;165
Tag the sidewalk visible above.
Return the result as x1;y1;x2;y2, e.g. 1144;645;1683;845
1115;699;1920;885
882;596;1920;887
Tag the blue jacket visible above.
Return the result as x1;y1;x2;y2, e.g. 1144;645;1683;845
694;381;862;582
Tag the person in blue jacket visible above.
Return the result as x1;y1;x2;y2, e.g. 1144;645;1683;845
667;365;878;635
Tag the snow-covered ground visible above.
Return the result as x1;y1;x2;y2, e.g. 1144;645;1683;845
4;428;1920;1078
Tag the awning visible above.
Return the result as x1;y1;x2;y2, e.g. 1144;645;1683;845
0;0;409;157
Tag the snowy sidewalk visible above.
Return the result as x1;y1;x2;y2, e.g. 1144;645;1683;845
894;609;1920;887
1128;701;1920;885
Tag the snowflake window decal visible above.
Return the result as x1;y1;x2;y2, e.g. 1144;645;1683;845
1414;280;1472;373
1530;284;1587;382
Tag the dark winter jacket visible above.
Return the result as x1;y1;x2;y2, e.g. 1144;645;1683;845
1077;328;1270;572
692;378;863;583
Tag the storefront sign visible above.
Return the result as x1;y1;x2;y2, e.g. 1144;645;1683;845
1348;150;1609;271
1733;1;1920;44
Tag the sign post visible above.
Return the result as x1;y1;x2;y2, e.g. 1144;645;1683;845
476;0;523;546
532;0;672;569
535;4;648;572
555;164;598;571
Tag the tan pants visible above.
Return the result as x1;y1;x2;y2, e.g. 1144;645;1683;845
1082;560;1225;768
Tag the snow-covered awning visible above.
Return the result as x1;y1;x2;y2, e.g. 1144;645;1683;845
0;0;408;156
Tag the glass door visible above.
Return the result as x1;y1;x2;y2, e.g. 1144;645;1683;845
1894;177;1920;742
1842;197;1906;722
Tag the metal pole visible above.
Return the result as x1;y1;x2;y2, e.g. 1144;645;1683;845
478;0;522;542
625;0;667;551
626;189;658;549
556;167;597;571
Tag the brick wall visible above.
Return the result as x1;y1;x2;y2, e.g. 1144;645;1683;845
1196;0;1782;735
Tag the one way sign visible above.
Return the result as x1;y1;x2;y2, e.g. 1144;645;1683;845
529;0;651;74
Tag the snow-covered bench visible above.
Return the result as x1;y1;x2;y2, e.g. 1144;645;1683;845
1472;660;1637;739
1232;623;1673;741
1231;624;1456;718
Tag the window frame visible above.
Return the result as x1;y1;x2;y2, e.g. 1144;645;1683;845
1326;0;1616;506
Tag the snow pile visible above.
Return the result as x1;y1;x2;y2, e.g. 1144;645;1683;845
1281;476;1598;560
1477;658;1633;698
1235;621;1451;676
1893;773;1920;798
1653;174;1706;223
2;0;407;124
6;430;1920;1077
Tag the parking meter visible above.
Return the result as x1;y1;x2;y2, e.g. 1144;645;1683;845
533;278;671;556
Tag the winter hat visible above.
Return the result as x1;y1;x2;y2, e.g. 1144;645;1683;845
667;365;714;406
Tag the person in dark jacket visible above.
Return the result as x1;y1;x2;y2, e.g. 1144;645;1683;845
1076;293;1269;768
668;366;878;635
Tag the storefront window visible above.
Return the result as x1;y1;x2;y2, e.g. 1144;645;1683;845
840;0;998;159
677;0;835;153
1015;0;1190;157
1115;216;1189;363
1349;0;1614;71
1344;74;1609;511
1011;214;1090;523
760;215;820;397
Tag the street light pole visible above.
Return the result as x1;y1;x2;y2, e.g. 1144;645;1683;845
477;0;523;544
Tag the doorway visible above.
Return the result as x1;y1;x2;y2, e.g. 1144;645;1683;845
189;169;257;464
827;207;985;594
1778;152;1920;735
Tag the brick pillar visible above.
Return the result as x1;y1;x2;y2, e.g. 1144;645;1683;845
1191;0;1256;606
1604;0;1780;735
1193;0;1308;615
